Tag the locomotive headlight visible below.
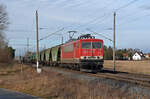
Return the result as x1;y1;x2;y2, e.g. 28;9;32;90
81;56;87;59
80;56;84;59
99;56;103;59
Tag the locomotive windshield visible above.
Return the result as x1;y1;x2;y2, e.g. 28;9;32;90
93;42;101;49
81;42;101;49
81;42;91;49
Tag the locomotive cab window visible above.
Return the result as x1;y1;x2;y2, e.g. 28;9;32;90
81;42;91;49
81;42;101;49
92;42;101;49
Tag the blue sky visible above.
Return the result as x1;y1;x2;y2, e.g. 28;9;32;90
0;0;150;55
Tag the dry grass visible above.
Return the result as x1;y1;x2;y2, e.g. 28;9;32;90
0;63;150;99
104;60;150;74
0;63;27;75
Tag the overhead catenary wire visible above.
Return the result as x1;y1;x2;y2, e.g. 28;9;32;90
79;0;120;26
62;0;140;35
114;1;150;26
61;0;91;8
77;13;111;29
117;12;150;27
63;0;120;30
9;44;34;46
80;0;141;36
4;29;35;33
86;28;112;42
115;0;140;12
39;28;64;41
86;0;140;28
82;0;139;26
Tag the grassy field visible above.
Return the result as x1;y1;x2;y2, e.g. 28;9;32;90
0;63;148;99
0;63;107;99
104;60;150;74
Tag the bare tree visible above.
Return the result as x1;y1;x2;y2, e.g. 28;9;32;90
0;4;9;48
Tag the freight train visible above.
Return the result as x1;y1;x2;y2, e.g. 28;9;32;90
26;34;104;72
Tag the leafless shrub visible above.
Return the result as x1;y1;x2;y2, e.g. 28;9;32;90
0;4;9;47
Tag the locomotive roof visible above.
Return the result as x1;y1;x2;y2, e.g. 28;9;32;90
63;38;103;46
64;34;103;44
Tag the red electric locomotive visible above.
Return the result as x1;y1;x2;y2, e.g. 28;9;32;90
61;34;104;72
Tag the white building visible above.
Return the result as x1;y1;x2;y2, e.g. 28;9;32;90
132;52;144;60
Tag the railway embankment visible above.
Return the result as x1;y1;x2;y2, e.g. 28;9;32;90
45;66;150;98
1;63;150;99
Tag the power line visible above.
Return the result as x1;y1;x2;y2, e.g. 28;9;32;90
117;7;150;26
64;0;120;30
83;0;120;25
62;0;90;8
117;12;150;27
27;38;29;52
9;38;36;41
115;0;140;12
82;0;141;32
82;0;140;27
4;28;48;33
86;28;112;42
77;13;111;29
9;44;33;46
92;0;140;28
4;29;35;33
39;28;64;41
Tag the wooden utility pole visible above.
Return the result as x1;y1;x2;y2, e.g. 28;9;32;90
36;10;41;73
62;36;64;44
113;12;116;72
27;38;29;53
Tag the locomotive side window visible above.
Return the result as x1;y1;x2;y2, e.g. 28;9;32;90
93;42;101;49
63;44;73;52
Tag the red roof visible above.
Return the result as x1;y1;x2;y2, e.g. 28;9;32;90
123;53;128;57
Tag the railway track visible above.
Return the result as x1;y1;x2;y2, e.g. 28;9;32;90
63;68;150;88
91;73;150;87
28;63;150;88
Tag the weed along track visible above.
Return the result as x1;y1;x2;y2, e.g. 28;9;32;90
2;63;150;98
40;64;150;88
27;63;150;97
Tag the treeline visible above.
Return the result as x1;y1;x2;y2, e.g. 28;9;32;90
104;45;139;60
0;4;15;63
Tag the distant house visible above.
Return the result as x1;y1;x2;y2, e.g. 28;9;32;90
123;53;130;60
145;53;150;59
132;52;145;60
